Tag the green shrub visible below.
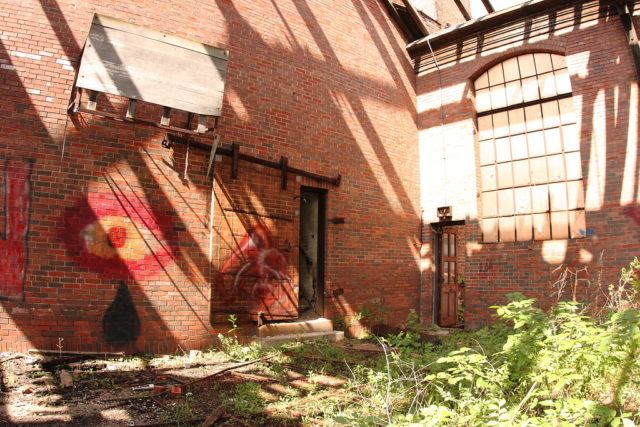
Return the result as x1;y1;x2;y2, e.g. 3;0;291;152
336;260;640;426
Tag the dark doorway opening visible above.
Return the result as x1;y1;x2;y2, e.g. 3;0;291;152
297;187;326;320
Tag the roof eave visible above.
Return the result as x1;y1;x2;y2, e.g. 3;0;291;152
406;0;584;57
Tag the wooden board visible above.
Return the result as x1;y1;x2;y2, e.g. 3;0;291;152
77;14;228;116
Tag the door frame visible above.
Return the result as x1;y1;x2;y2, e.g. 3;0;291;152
430;220;465;326
299;186;327;318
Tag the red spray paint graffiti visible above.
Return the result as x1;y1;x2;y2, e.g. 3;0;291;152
623;206;640;227
0;159;32;301
216;224;296;318
63;187;179;343
63;189;178;281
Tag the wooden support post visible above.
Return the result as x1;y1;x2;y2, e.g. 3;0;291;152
401;0;429;37
126;99;137;118
280;156;288;190
616;0;640;81
197;115;208;134
68;87;82;113
231;142;239;180
206;134;221;177
480;0;494;13
161;107;171;126
453;0;471;21
87;90;98;110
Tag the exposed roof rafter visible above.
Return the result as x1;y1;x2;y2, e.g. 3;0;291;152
453;0;472;21
407;0;586;57
379;0;429;41
381;0;416;41
480;0;495;13
401;0;430;37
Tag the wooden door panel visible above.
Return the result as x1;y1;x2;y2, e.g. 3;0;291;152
439;231;459;327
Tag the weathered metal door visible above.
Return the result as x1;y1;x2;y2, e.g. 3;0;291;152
439;231;458;327
211;162;298;323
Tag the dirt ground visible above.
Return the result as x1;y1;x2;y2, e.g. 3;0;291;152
0;340;384;426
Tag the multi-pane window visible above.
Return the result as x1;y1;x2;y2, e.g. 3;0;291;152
475;53;586;243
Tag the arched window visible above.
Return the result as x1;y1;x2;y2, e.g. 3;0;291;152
474;53;585;243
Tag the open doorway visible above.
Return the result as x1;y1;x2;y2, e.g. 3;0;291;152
297;187;326;320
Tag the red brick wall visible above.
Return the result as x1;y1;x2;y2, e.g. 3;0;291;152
0;0;432;352
417;2;640;329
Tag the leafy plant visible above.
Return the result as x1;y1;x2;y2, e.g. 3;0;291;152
217;314;264;361
217;334;263;362
227;314;239;334
333;260;640;426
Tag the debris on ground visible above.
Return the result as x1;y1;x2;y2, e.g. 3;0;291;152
0;338;385;426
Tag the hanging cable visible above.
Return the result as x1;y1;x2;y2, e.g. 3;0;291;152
426;38;448;206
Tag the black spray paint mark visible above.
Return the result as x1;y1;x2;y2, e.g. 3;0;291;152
103;281;140;344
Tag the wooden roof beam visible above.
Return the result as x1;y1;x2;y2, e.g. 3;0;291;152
407;0;585;57
453;0;472;21
401;0;430;37
480;0;495;13
380;0;415;41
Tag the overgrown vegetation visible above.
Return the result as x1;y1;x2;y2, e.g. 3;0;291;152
3;261;639;426
333;258;640;426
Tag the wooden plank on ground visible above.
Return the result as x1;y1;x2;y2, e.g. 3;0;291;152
201;405;226;427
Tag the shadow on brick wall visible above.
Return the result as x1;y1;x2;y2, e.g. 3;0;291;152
0;0;427;422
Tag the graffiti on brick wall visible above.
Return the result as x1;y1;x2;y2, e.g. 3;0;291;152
0;158;33;301
103;280;141;343
216;224;296;317
63;190;178;281
623;206;640;226
64;188;178;343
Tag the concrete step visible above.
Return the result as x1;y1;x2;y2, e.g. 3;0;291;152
257;318;333;337
254;330;345;347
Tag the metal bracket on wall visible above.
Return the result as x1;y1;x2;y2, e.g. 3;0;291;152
72;88;215;138
280;156;288;190
231;142;239;180
167;134;341;187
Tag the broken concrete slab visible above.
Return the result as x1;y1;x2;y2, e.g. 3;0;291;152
258;318;334;337
255;330;344;347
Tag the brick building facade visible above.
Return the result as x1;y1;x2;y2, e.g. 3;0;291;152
415;0;640;328
0;0;638;352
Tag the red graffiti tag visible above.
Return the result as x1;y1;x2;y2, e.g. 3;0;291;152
216;224;296;317
623;206;640;227
0;159;32;301
64;189;178;281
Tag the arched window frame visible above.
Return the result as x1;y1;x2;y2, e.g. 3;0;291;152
474;53;586;243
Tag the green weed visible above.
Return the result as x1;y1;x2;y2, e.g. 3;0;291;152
333;260;640;426
227;381;265;416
